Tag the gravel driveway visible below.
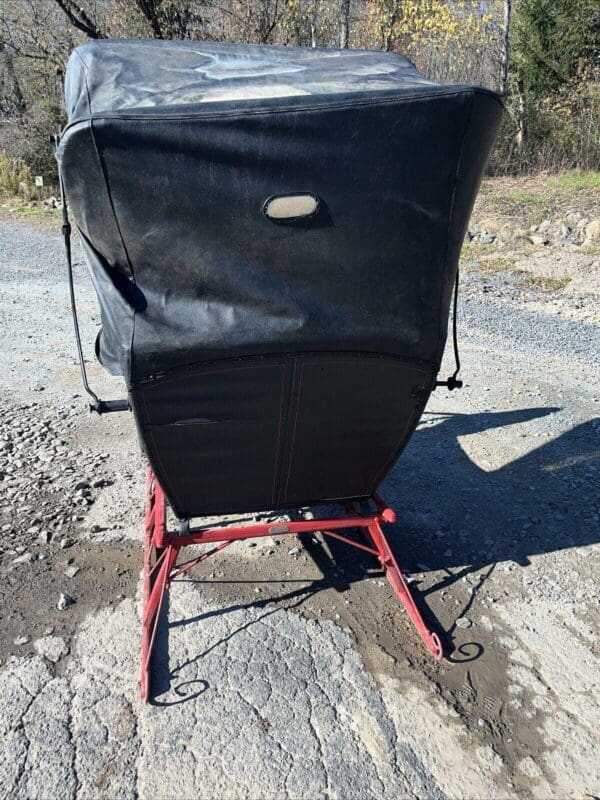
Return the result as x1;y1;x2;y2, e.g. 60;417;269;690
0;215;599;799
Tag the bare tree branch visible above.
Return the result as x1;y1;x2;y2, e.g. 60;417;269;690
134;0;164;38
50;0;106;39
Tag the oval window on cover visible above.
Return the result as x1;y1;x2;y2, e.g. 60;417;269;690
263;193;320;222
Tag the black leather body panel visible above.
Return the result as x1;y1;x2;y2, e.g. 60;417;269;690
133;352;432;516
57;40;502;518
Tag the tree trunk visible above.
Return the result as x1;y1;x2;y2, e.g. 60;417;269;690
0;43;26;115
311;0;319;47
499;0;512;95
515;77;527;152
339;0;350;49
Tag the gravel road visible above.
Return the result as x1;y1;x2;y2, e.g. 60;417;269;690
0;214;599;799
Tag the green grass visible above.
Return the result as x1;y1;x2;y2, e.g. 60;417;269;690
460;243;517;274
524;275;572;292
460;242;495;260
485;188;552;217
477;256;517;273
581;244;600;255
479;169;600;223
0;202;59;217
548;170;600;192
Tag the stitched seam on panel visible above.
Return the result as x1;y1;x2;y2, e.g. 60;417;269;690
88;117;138;378
283;361;305;503
140;362;286;512
271;366;287;506
272;357;300;508
433;89;474;365
136;351;437;387
89;118;136;280
271;366;287;505
279;357;433;498
299;357;431;373
139;363;280;426
61;87;502;133
72;49;92;116
143;362;277;391
129;311;136;386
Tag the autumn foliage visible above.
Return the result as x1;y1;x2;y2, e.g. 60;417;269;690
0;0;598;185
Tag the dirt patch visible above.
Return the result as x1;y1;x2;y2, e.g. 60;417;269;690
0;540;139;665
0;396;139;665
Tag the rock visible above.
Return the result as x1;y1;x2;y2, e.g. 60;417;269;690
34;635;68;663
288;547;300;556
64;565;80;578
12;551;36;565
495;222;514;241
60;537;75;549
456;617;472;629
560;222;571;239
518;756;543;778
528;233;550;246
38;530;52;544
584;219;600;244
57;593;75;611
13;635;30;646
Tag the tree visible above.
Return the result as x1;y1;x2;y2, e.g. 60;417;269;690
511;0;600;98
507;0;600;156
2;0;598;179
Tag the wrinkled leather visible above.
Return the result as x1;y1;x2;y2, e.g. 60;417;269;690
58;40;502;517
64;40;438;118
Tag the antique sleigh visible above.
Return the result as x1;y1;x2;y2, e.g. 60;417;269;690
56;39;502;700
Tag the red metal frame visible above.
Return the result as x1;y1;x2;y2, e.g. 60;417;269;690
141;466;443;702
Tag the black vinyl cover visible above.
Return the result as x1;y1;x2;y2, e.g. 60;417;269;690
58;40;502;518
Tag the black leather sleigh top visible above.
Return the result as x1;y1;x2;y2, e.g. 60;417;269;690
58;40;502;518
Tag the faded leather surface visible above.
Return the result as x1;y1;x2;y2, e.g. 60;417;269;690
64;40;437;117
58;40;502;517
